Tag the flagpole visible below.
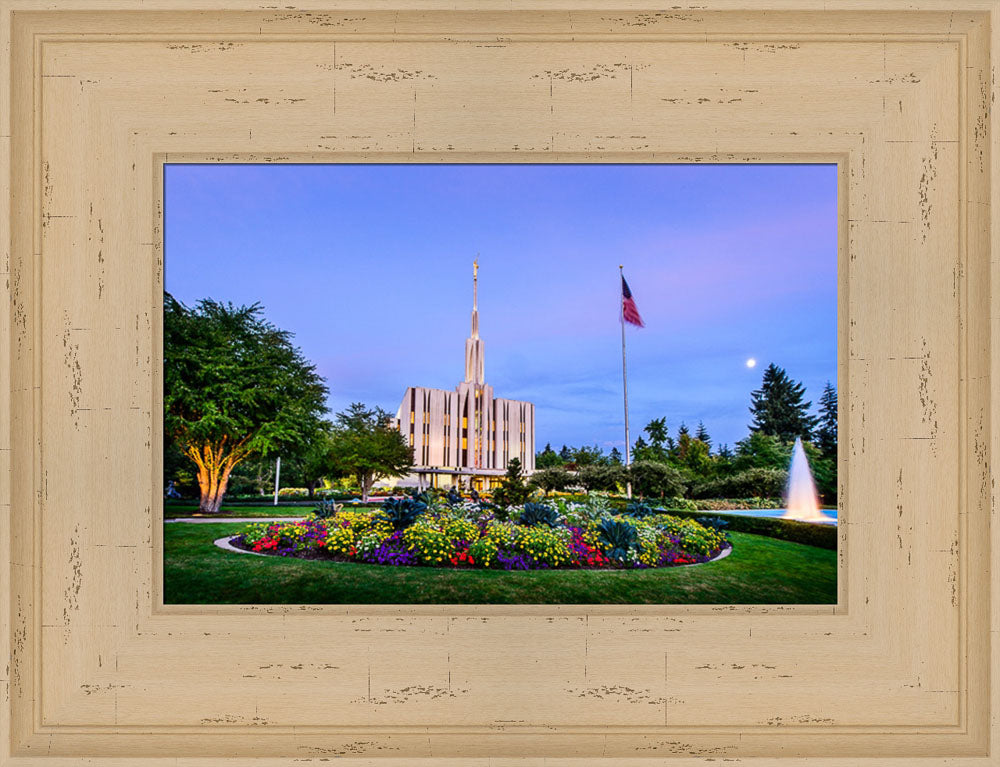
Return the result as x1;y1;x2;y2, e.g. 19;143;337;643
619;265;633;499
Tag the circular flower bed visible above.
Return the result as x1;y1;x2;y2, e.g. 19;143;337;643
228;496;730;570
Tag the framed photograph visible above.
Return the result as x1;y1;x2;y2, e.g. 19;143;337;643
161;161;839;606
2;1;997;764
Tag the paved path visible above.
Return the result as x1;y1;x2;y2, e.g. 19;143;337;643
214;535;269;556
212;534;735;567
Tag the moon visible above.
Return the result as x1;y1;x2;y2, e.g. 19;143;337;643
746;358;757;369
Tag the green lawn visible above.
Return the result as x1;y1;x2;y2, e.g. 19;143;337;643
163;523;837;605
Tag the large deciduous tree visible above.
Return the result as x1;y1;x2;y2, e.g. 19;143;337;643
164;293;329;513
329;403;413;502
748;363;818;443
298;427;346;499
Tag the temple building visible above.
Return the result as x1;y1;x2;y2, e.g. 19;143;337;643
389;261;535;492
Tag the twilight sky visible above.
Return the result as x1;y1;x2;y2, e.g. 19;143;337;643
164;163;837;453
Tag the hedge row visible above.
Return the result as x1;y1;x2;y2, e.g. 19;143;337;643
688;468;788;501
655;508;838;550
561;497;836;550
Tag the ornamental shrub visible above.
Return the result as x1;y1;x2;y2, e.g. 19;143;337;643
576;464;626;492
624;501;655;519
379;498;427;530
628;461;686;499
518;502;560;528
653;508;836;550
690;467;788;500
313;498;343;519
595;518;638;563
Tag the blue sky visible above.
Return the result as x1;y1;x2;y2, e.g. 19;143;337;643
164;163;837;453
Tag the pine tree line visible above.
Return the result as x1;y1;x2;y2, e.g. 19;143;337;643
534;362;838;502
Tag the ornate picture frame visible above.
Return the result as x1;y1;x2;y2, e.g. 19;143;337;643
1;2;996;763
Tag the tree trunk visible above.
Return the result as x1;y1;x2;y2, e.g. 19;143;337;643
361;473;372;503
306;480;317;500
196;463;235;514
198;483;224;514
185;438;248;514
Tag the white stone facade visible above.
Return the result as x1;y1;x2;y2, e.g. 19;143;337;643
389;262;535;492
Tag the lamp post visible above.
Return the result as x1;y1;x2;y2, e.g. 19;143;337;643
273;456;281;506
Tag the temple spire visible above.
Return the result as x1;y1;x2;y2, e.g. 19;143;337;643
471;258;479;339
464;258;485;384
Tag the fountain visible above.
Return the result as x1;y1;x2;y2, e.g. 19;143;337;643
781;437;830;523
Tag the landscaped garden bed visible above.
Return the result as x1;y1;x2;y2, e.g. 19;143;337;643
225;495;730;571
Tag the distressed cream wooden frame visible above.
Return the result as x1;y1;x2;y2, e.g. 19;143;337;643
1;1;998;764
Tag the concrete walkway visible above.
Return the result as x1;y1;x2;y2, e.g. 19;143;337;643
212;534;735;567
214;535;269;556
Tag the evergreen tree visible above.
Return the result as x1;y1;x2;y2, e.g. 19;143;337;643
733;431;792;471
713;443;734;476
558;444;572;461
609;446;623;465
695;420;712;449
632;435;652;463
748;363;818;442
536;442;563;468
669;422;691;462
493;457;531;508
815;382;838;459
572;444;607;466
638;417;669;463
644;417;668;447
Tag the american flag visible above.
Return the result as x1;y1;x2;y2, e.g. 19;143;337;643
621;275;645;328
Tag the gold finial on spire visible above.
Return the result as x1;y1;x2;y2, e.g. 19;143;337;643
471;256;480;319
